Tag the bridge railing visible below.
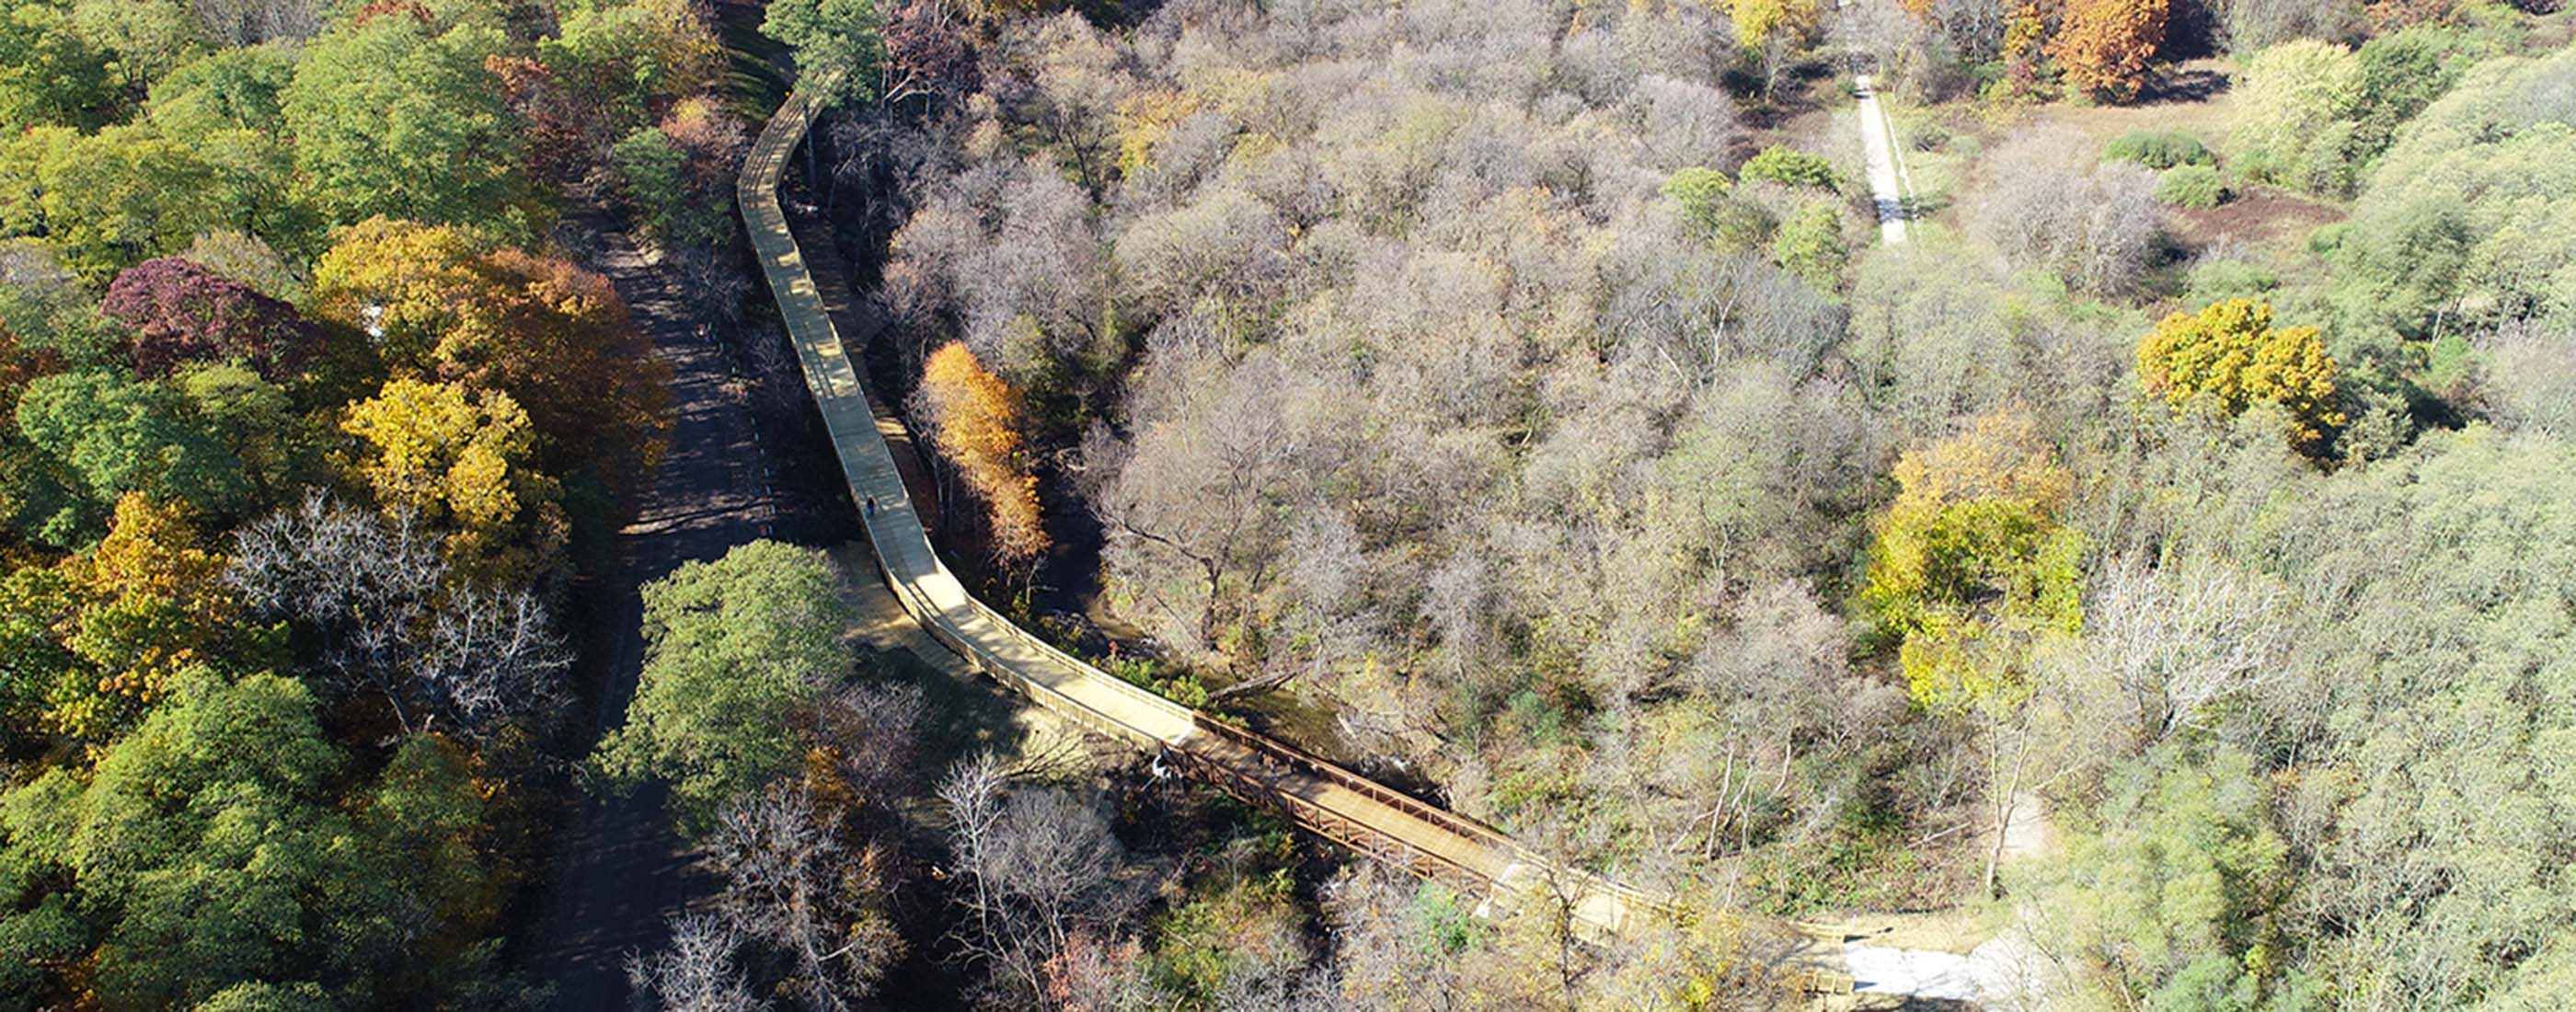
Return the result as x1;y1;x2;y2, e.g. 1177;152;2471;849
1188;716;1522;856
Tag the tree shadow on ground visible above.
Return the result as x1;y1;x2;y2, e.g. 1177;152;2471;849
2140;67;2231;105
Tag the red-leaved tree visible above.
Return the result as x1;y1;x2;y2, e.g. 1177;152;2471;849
101;258;317;382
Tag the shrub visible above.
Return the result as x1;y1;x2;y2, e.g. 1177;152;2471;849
1968;128;2165;295
2156;165;2229;208
1662;167;1732;227
1663;167;1776;251
2104;130;2214;169
1776;201;1848;291
2186;257;2280;304
1740;144;1840;192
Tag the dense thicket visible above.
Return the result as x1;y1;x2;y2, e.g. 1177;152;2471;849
7;0;2574;1007
0;0;719;1002
867;1;2576;1009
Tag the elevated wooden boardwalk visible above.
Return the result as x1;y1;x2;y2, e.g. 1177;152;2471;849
737;83;1662;939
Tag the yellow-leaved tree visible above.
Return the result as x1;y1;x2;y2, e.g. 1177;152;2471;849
340;377;565;581
2137;298;2343;454
1862;411;2086;893
51;493;238;741
312;217;671;477
919;341;1047;563
1725;0;1820;49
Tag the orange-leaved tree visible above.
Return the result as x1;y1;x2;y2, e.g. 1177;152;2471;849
918;341;1047;562
312;217;671;477
2137;299;2343;454
2053;0;2168;103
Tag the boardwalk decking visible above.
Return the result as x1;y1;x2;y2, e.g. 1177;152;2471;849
737;82;1660;939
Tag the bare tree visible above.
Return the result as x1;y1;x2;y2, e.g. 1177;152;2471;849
190;0;322;46
2206;0;2358;50
937;754;1150;1006
1967;128;2166;295
1929;0;2014;63
1092;349;1310;660
1318;863;1469;1012
225;493;571;737
627;914;767;1012
1635;75;1742;172
809;683;926;806
706;787;903;1008
2081;556;2289;747
2478;319;2576;437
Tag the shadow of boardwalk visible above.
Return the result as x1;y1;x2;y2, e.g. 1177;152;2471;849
520;213;781;1011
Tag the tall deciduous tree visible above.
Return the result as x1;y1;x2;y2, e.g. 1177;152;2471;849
280;10;524;233
310;217;670;474
0;672;506;1008
100;257;315;381
593;541;855;830
1864;412;2086;893
2138;299;2344;453
47;492;239;740
225;493;572;738
15;370;247;534
2052;0;2169;103
0;124;237;281
0;0;117;127
919;340;1047;562
339;377;563;579
761;0;886;106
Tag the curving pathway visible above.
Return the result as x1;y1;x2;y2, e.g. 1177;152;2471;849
738;83;1663;941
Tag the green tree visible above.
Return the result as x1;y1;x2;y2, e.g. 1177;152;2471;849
1662;167;1770;251
761;0;885;106
0;672;502;1009
609;125;687;243
1775;200;1846;293
1738;144;1838;192
67;0;201;97
144;44;295;141
2347;26;2478;168
2333;47;2576;345
175;362;319;504
15;371;247;536
594;541;855;830
140;47;315;249
2032;745;2292;1010
0;125;236;282
539;0;720;134
0;0;116;127
281;13;525;233
2231;40;2364;194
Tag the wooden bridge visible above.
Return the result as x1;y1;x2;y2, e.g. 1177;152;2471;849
737;81;1668;941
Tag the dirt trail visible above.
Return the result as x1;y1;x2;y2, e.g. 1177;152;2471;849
1856;74;1915;244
